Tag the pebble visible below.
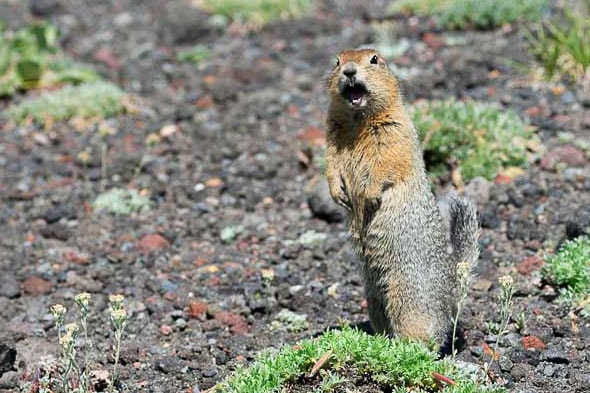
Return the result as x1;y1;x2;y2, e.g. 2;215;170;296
572;370;590;390
0;341;16;374
0;273;20;298
202;368;217;378
544;347;570;364
510;364;528;381
305;177;344;223
542;363;556;377
499;356;514;371
22;276;53;296
155;357;187;374
464;176;491;205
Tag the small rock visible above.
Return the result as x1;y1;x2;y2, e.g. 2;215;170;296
510;364;527;381
572;370;590;390
542;363;556;377
563;168;586;182
517;255;543;275
564;209;590;242
464;176;491;205
522;336;546;351
137;234;170;255
159;324;173;336
472;279;492;292
201;368;217;378
544;347;570;364
502;333;522;348
498;356;513;372
214;311;248;335
187;301;208;319
39;223;71;240
0;273;20;298
155;356;186;374
289;285;305;297
0;341;16;374
29;0;58;16
470;345;484;357
305;177;344;223
540;145;586;171
42;203;77;223
22;276;52;296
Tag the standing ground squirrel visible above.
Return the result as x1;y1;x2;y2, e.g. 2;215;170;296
325;48;479;351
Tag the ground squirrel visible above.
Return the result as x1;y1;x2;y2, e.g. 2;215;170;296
325;49;479;352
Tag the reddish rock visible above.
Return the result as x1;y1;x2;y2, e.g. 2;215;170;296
93;48;122;70
214;311;249;335
360;299;368;309
494;173;514;184
159;324;173;336
187;301;208;319
195;95;214;110
522;335;546;351
296;127;326;147
137;234;170;255
517;255;544;275
422;32;445;49
540;145;587;171
525;106;540;117
22;277;52;296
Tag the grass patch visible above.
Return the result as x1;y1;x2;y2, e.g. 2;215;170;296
542;236;590;303
411;99;538;182
176;45;212;64
526;8;590;90
4;81;126;125
0;21;98;97
392;0;549;30
201;0;313;25
214;325;505;393
93;188;152;216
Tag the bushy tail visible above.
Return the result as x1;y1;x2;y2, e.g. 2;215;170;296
438;192;479;268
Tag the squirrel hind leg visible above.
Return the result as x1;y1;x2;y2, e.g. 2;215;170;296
438;192;479;268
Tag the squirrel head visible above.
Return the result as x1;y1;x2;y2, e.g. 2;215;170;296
328;49;402;116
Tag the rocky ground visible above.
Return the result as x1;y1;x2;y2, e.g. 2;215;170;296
0;0;589;392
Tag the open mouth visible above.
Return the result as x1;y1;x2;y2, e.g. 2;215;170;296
340;81;368;107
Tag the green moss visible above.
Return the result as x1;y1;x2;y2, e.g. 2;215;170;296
92;188;152;216
411;99;537;181
215;325;505;393
542;236;590;301
5;81;126;124
202;0;313;25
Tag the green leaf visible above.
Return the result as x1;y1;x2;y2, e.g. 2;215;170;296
16;58;43;87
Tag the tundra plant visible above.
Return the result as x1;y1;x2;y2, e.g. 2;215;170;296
49;293;129;393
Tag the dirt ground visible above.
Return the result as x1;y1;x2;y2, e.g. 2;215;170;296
0;1;589;392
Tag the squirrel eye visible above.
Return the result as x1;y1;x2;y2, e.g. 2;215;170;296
370;55;378;64
335;58;340;66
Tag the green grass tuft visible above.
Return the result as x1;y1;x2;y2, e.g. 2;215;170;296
201;0;313;25
0;22;98;96
215;325;505;392
392;0;549;30
4;81;126;124
526;8;590;89
542;236;590;302
411;99;537;181
176;45;212;64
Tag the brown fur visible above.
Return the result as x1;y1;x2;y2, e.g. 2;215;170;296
325;49;479;350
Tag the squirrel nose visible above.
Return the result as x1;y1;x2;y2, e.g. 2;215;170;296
342;64;357;77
